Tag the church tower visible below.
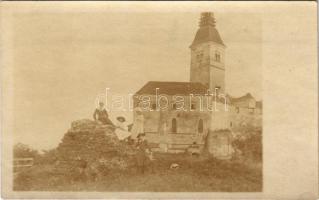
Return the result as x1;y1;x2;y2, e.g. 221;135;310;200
190;12;226;94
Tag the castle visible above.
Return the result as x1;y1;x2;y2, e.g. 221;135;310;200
133;12;262;159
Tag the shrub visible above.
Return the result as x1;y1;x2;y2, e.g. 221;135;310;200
14;143;39;159
232;129;262;161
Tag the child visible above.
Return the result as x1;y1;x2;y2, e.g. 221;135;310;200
115;116;131;140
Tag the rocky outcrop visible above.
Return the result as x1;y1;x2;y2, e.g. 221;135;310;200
55;119;136;177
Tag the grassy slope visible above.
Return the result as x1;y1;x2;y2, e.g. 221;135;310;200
14;153;262;192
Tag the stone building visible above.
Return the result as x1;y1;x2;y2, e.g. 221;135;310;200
228;93;263;129
133;12;262;159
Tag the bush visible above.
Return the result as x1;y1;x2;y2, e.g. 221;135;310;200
232;129;262;161
14;143;39;159
36;149;58;165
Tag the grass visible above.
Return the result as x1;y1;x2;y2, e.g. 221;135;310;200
14;153;262;192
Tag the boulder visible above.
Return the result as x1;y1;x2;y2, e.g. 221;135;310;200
55;119;136;178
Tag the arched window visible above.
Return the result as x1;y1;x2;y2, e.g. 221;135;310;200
198;119;204;133
236;107;240;114
172;118;177;133
151;103;157;110
172;103;177;110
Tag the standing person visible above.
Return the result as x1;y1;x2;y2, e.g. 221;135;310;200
135;133;151;174
115;116;131;140
130;107;144;140
93;102;113;125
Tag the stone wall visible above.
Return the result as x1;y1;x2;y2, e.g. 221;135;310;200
228;105;262;129
133;94;261;156
209;102;229;130
207;129;233;159
143;109;210;152
190;42;226;92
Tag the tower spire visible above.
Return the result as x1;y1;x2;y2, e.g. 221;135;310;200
199;12;216;27
190;12;226;93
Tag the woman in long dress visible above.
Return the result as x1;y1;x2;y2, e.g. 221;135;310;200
115;116;131;140
130;107;144;140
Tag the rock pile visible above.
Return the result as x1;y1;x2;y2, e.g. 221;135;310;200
55;119;136;178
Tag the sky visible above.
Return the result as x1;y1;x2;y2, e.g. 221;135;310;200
8;8;263;150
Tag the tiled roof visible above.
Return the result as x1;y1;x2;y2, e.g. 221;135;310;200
135;81;208;96
229;93;254;103
190;26;225;47
228;93;263;109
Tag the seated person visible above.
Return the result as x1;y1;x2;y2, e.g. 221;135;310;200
93;102;113;125
115;116;131;140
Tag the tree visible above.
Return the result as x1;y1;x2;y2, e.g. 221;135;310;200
13;143;39;158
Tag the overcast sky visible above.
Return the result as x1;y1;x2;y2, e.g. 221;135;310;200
4;2;315;150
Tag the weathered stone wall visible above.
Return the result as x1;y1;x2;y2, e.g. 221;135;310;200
207;129;233;159
190;42;226;92
143;110;210;152
133;94;212;152
209;102;229;130
228;105;262;129
190;43;211;87
133;94;261;156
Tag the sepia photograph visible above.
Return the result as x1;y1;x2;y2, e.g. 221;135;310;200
1;1;317;199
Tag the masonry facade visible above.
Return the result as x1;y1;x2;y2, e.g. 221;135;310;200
133;12;262;159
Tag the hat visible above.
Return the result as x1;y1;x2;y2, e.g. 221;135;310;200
134;107;143;114
116;116;126;122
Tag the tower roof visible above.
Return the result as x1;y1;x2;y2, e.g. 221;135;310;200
190;12;225;48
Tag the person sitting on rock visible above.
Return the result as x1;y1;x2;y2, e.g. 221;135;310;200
93;102;113;125
115;116;131;141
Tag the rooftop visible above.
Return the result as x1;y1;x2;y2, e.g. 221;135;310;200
229;93;254;103
135;81;208;96
190;12;225;47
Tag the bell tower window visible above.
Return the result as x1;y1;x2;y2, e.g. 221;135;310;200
196;51;204;63
215;51;221;62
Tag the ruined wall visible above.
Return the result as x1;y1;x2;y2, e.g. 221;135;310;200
228;105;262;129
207;129;233;159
